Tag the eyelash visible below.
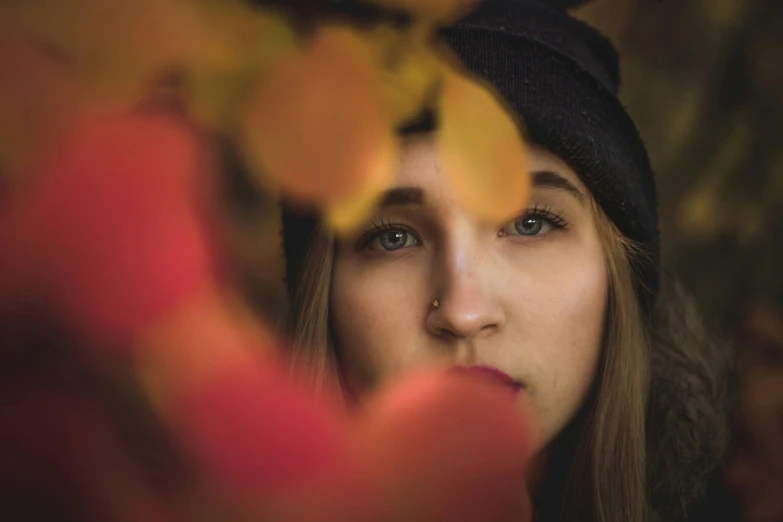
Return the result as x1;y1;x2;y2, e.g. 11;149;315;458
357;219;419;249
521;204;568;230
356;205;569;249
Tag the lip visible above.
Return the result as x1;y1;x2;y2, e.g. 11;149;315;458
450;365;525;394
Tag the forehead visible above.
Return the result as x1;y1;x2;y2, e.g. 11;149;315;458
394;135;588;194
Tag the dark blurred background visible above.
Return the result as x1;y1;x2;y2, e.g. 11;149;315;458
575;0;783;332
554;5;783;517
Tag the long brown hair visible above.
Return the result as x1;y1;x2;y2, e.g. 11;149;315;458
525;198;650;522
283;197;728;521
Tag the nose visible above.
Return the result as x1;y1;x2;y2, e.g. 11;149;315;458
425;245;505;342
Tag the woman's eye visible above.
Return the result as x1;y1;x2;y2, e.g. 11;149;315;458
500;214;555;237
367;229;420;251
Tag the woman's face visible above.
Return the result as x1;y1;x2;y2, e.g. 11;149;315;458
330;136;607;452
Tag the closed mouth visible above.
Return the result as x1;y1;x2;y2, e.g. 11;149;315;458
449;365;525;394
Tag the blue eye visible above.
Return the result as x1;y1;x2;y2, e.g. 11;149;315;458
359;222;421;251
373;229;417;251
499;206;567;238
511;216;550;236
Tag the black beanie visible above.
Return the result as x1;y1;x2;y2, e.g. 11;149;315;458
281;0;660;313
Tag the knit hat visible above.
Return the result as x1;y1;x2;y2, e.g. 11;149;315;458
281;0;660;312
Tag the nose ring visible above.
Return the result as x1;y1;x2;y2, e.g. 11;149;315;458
432;299;440;308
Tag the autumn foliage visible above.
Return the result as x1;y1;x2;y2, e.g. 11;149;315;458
0;1;534;520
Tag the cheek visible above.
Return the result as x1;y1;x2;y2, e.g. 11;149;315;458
537;255;607;344
505;241;607;351
330;255;427;392
502;240;607;444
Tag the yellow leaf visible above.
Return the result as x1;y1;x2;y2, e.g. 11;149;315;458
437;64;530;223
369;25;443;127
369;0;483;23
324;185;386;235
187;4;299;130
240;25;396;221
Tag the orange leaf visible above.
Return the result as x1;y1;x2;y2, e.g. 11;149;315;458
1;0;204;106
437;65;530;223
0;20;89;178
135;285;272;411
240;25;396;230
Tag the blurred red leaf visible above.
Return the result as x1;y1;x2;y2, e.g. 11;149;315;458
136;285;274;406
135;288;379;522
0;112;214;345
361;371;533;522
163;365;532;522
170;362;382;522
172;362;350;492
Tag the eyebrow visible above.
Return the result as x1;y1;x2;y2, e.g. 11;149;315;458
378;187;425;208
533;170;585;203
376;171;583;209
